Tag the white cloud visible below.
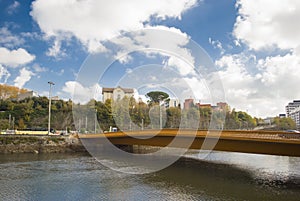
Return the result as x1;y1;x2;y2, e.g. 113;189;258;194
234;0;300;50
14;68;35;88
7;1;20;15
0;27;25;48
32;63;48;72
31;0;198;53
226;0;300;117
209;38;225;55
57;69;64;76
164;56;194;76
46;40;66;59
111;26;196;76
183;76;211;102
215;52;300;118
62;81;102;103
0;64;11;83
259;53;300;91
0;47;35;67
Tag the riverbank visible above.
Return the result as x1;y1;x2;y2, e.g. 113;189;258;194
0;135;162;154
0;135;86;154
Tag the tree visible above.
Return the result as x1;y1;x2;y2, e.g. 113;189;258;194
0;84;28;99
199;107;212;129
96;99;115;131
273;117;296;130
0;119;9;130
146;91;169;104
112;96;131;130
18;118;25;129
166;107;181;128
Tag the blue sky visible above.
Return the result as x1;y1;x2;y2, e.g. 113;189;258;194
1;0;300;118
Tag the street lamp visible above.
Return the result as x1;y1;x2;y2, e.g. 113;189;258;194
48;81;55;135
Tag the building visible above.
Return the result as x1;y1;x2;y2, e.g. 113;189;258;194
279;114;286;118
51;96;60;101
289;107;300;129
167;99;180;108
263;117;274;125
217;102;229;111
286;100;300;117
196;103;212;109
184;98;194;110
17;91;38;101
102;86;134;102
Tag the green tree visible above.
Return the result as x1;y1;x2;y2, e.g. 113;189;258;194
96;99;115;131
0;119;9;130
146;91;169;104
199;107;212;129
273;117;296;130
166;107;181;128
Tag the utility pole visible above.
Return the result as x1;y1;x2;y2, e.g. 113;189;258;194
85;116;87;133
78;119;81;133
160;103;162;129
130;120;132;131
12;117;15;131
94;109;97;134
48;81;55;135
159;96;168;129
8;114;11;130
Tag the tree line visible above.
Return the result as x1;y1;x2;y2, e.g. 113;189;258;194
0;95;296;132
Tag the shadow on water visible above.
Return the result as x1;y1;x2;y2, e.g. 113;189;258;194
143;157;300;201
0;152;300;201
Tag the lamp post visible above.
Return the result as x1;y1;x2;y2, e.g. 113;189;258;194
48;81;55;135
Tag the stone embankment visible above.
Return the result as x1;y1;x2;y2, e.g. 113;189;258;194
0;135;86;154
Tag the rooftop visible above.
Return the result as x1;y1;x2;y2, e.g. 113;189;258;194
102;87;134;94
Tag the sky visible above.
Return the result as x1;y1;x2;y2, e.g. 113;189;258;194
0;0;300;118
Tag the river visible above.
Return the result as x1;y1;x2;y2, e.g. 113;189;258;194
0;151;299;201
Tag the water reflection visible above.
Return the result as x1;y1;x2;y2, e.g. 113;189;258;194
0;152;299;201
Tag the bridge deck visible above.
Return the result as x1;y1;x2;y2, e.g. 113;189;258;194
80;129;300;157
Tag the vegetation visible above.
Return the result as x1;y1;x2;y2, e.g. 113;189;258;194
0;87;296;132
146;91;169;104
0;96;74;130
0;84;28;99
273;117;296;130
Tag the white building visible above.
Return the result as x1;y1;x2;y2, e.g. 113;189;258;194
102;86;134;102
286;100;300;117
289;107;300;129
17;91;38;101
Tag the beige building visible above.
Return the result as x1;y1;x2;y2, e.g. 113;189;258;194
102;86;134;102
17;91;38;101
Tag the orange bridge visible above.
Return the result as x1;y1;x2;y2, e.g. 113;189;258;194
80;129;300;157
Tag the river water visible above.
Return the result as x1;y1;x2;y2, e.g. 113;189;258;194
0;151;299;201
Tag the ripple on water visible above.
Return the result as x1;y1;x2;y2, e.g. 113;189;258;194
0;153;300;201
